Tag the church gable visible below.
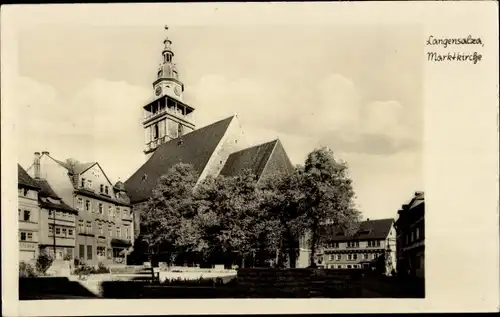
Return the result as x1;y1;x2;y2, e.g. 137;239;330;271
259;139;295;183
219;139;278;180
124;116;235;204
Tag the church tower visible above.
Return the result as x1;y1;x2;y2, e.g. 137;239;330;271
142;25;195;158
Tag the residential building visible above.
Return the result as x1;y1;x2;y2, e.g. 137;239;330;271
18;164;41;263
394;191;425;278
35;178;77;260
317;218;397;275
27;152;133;266
124;26;295;265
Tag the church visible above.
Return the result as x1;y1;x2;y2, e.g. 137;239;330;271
123;26;295;265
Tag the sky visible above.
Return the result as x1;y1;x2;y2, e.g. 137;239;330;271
14;23;423;220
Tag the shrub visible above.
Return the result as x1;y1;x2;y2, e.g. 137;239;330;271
95;262;110;274
19;261;37;277
35;252;54;274
63;253;72;261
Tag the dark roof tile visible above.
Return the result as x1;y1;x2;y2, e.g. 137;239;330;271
124;116;234;203
18;164;40;189
323;218;394;241
35;179;61;200
220;140;278;179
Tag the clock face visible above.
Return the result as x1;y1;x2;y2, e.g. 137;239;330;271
174;86;181;96
155;86;162;96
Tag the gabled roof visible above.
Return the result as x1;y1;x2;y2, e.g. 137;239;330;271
36;179;61;200
35;179;77;214
322;218;394;242
220;139;294;181
220;139;277;179
18;164;40;189
124;116;235;203
56;160;96;175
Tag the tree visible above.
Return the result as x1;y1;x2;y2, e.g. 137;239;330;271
260;168;309;268
65;158;81;174
302;147;361;267
138;163;201;266
194;169;263;267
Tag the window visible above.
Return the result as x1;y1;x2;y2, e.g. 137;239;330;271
100;184;104;193
68;229;74;236
86;221;92;234
107;248;112;259
78;221;84;233
347;241;359;248
328;254;334;261
81;178;85;188
77;198;83;210
49;224;54;234
56;211;62;218
98;203;103;214
125;227;130;239
347;265;352;269
353;254;357;260
105;186;109;195
116;207;121;217
79;245;85;259
416;227;420;239
23;210;31;221
85;200;91;211
116;227;121;238
109;206;114;218
56;227;61;235
108;226;112;237
338;265;342;269
20;232;26;241
336;254;341;261
62;228;67;236
153;123;159;140
66;248;73;259
87;180;92;189
98;223;104;235
97;246;106;257
368;240;381;247
87;245;93;260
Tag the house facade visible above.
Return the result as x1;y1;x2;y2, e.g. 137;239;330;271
317;218;397;274
394;191;425;278
36;178;78;260
18;164;41;263
27;152;133;266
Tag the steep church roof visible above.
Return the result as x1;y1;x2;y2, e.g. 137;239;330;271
220;139;294;182
124;116;235;203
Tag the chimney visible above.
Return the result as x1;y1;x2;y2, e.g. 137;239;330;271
41;151;49;156
367;218;370;221
34;152;41;179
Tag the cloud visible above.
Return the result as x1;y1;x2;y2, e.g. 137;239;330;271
15;76;151;183
189;73;421;157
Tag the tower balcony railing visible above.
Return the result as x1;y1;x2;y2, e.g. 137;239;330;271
144;107;188;121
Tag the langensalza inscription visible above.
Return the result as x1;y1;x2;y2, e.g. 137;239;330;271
426;35;484;64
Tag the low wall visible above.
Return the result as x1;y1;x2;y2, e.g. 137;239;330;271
19;277;98;299
236;268;363;298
